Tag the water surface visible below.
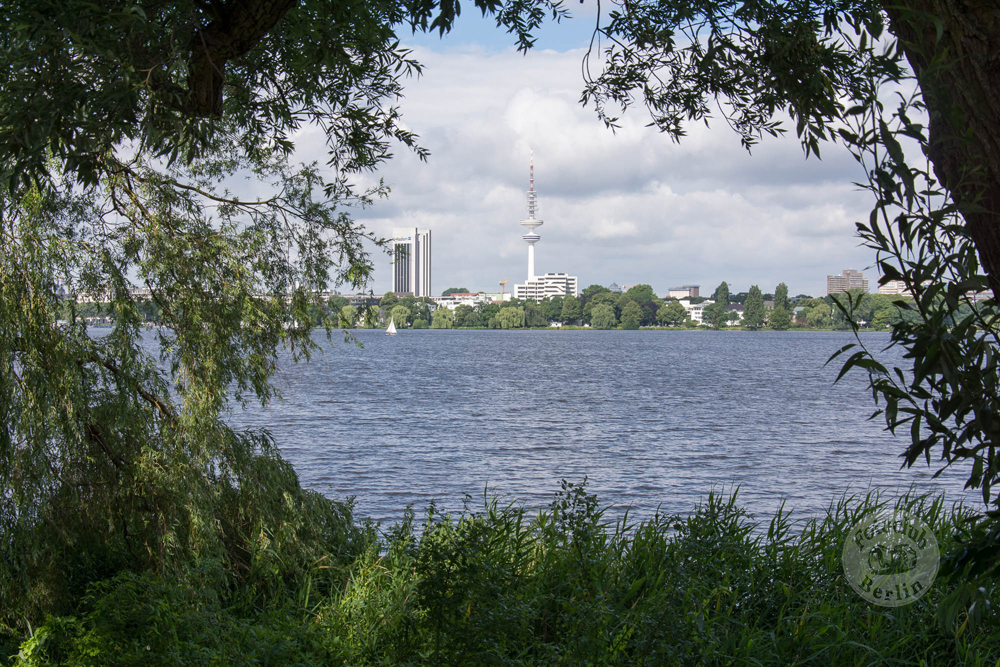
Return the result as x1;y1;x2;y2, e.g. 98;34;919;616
228;329;975;525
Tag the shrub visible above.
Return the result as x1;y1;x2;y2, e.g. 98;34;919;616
11;486;999;666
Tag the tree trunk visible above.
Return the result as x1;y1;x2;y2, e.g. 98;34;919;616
883;0;1000;298
186;0;299;116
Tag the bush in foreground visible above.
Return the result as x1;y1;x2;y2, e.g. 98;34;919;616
8;485;998;666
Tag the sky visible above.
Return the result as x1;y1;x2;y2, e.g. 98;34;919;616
299;7;883;298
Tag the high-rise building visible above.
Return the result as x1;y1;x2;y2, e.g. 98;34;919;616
391;227;431;297
511;154;578;302
514;273;579;301
827;269;868;294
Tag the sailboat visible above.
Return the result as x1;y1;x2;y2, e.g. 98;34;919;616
386;317;397;336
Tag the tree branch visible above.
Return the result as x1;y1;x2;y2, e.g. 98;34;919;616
87;353;177;424
86;421;126;470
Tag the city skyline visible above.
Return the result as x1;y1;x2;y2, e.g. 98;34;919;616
295;13;883;298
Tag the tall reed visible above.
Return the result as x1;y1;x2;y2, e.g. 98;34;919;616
10;484;998;666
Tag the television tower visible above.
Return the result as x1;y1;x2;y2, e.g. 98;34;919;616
520;151;543;281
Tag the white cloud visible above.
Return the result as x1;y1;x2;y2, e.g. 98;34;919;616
296;43;882;297
585;219;639;240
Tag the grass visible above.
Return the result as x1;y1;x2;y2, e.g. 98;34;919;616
6;483;998;666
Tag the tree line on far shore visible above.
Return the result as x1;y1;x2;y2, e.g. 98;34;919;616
70;281;969;333
361;282;942;331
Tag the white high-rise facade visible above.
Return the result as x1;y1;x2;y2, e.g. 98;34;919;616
512;153;578;302
514;273;579;301
391;227;431;297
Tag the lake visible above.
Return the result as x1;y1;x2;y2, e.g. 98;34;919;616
227;329;977;526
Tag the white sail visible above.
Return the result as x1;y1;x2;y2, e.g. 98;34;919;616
386;318;397;335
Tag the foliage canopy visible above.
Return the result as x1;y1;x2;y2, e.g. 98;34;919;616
743;285;765;330
0;0;568;632
6;0;1000;642
582;0;1000;580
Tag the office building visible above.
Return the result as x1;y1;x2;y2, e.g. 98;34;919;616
391;227;431;297
432;292;510;310
827;269;868;294
679;298;713;324
878;279;910;296
514;273;579;301
667;285;700;299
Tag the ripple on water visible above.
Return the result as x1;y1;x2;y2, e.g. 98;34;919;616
225;329;978;525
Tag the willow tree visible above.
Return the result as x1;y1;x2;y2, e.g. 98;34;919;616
0;0;565;631
579;0;1000;580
